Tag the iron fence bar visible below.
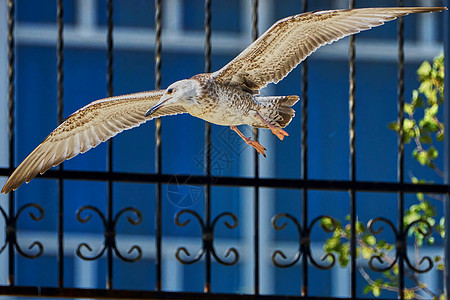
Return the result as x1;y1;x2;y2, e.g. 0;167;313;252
396;0;405;298
154;0;163;291
348;0;357;298
443;0;450;297
300;0;309;297
1;167;447;194
6;0;15;287
204;0;212;293
106;0;114;289
300;0;309;294
251;0;259;295
0;285;383;300
56;0;64;288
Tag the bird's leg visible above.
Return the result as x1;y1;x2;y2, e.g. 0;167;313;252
230;126;266;157
254;112;289;141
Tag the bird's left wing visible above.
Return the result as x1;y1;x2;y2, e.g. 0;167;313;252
213;7;446;91
1;90;185;194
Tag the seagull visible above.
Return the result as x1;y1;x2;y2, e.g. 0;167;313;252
144;6;445;155
1;6;446;194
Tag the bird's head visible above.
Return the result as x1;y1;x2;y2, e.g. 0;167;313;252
145;79;199;117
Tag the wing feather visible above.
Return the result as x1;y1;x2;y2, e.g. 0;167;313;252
213;7;446;90
1;89;186;194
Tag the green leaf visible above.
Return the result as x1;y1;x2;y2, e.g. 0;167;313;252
363;285;372;294
403;119;415;130
413;94;424;108
411;89;419;101
356;221;366;234
324;237;342;252
437;131;444;142
361;247;372;259
338;254;349;267
384;244;394;251
417;193;424;201
388;122;399;132
404;211;420;227
393;264;399;275
362;235;376;246
416;236;424;247
420;116;440;132
377;240;386;248
419;134;432;144
372;286;381;297
345;224;351;237
321;217;335;231
416;151;429;166
405;290;415;299
411;89;425;108
417;61;432;77
427;146;438;160
404;103;414;115
427;103;439;117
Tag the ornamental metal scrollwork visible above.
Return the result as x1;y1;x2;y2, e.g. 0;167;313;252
367;217;398;272
0;203;44;259
272;213;302;268
403;219;434;273
272;214;337;270
76;205;143;262
367;217;434;273
175;209;239;266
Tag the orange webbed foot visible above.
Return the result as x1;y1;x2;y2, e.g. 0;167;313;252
230;125;267;157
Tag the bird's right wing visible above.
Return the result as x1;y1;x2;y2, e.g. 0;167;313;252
1;90;186;194
213;7;446;91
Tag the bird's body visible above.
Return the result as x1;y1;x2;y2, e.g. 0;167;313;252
1;6;446;194
176;74;296;128
179;74;255;126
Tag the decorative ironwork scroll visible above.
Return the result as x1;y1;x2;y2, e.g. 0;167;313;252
175;209;239;266
76;206;143;262
367;217;434;273
0;203;44;258
272;214;337;269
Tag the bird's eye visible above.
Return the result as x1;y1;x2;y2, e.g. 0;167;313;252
167;88;173;94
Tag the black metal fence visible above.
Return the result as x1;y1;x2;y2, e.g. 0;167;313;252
0;0;449;299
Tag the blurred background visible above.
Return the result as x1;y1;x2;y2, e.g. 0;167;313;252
0;0;446;298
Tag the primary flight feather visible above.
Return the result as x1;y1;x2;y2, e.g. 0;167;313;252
2;6;446;194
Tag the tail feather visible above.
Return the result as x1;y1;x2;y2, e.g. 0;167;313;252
255;95;299;128
280;95;299;107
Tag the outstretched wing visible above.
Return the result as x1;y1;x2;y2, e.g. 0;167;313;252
1;90;186;194
213;7;446;91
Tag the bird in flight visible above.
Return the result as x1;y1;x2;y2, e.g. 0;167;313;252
1;6;446;194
